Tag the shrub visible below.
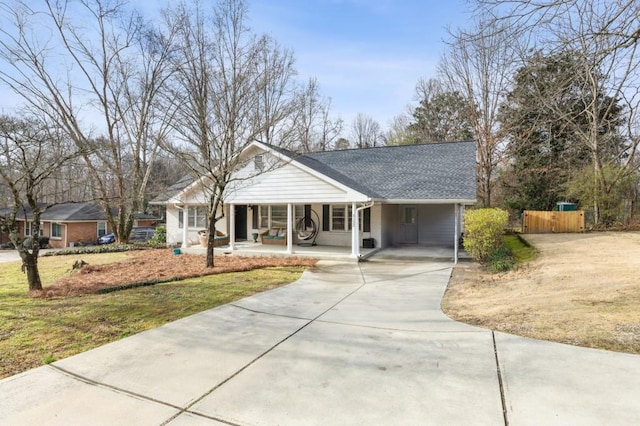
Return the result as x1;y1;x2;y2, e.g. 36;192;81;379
463;208;509;262
486;245;515;272
42;243;153;257
149;225;167;248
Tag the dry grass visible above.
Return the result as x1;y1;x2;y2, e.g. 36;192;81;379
442;232;640;354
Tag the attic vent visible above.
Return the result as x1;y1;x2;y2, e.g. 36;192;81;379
254;154;264;171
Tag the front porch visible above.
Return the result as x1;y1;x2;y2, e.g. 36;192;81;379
182;242;378;261
181;242;469;263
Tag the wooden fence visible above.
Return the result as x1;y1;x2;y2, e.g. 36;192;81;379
523;210;585;234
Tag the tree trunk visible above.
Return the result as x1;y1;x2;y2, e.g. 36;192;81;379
21;252;42;291
206;231;215;268
206;217;217;268
592;153;602;225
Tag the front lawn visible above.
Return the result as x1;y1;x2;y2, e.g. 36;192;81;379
0;252;310;379
443;232;640;354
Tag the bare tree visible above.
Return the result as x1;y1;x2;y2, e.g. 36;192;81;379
476;0;640;51
350;113;383;148
0;0;178;242
318;98;343;151
439;20;518;206
292;77;343;152
383;114;413;146
0;115;79;291
165;0;298;267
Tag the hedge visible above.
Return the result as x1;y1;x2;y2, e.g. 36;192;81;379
463;208;509;262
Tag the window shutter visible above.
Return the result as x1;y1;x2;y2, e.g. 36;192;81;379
252;206;258;229
322;205;330;231
363;208;371;232
305;204;312;227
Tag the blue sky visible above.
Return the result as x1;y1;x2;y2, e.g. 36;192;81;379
0;0;473;132
248;0;473;129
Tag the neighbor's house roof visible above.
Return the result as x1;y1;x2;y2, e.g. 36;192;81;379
7;203;158;222
154;140;477;204
150;175;199;204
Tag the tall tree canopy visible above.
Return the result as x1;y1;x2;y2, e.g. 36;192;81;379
499;51;623;212
0;0;178;242
475;0;640;223
165;0;298;267
0;115;80;291
408;78;474;143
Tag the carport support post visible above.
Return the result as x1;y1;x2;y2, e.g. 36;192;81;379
351;202;359;258
286;203;293;254
453;203;459;264
229;204;235;250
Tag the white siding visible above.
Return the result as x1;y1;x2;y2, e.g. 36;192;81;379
383;204;456;247
226;162;368;204
180;188;211;205
164;204;227;246
381;204;400;247
417;204;455;246
165;206;182;246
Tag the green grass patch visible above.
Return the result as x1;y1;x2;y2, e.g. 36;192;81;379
485;235;537;272
0;254;305;379
504;234;537;263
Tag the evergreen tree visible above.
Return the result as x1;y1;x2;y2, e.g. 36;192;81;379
499;51;623;212
408;89;474;143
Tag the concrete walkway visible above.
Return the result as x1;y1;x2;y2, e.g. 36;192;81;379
2;260;640;425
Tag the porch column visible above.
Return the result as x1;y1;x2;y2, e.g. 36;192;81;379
454;204;459;264
182;204;189;248
286;203;293;254
229;204;235;250
351;202;359;258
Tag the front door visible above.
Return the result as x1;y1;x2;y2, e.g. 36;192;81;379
234;205;247;241
401;206;418;244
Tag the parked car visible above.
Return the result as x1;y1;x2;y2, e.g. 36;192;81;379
129;227;156;242
97;233;115;245
22;236;50;249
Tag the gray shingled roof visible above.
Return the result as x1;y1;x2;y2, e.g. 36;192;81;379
4;203;158;222
43;203;106;221
158;141;477;203
150;174;197;204
298;141;477;201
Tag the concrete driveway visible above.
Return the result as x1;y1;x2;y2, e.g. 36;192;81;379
1;259;639;425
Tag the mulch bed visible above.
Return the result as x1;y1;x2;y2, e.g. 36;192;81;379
32;250;317;298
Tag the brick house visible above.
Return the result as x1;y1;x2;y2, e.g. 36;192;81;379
9;203;159;248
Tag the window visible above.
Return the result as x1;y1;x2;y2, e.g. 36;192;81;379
330;205;361;232
331;205;346;231
51;222;63;239
188;206;208;229
257;205;289;229
24;221;43;237
254;154;264;171
178;210;184;229
270;205;287;228
402;207;417;225
97;222;107;237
